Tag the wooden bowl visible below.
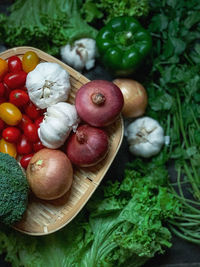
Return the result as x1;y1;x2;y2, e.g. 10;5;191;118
0;46;124;236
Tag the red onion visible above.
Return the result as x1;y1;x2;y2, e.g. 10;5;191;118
65;124;109;167
26;148;73;200
75;80;124;127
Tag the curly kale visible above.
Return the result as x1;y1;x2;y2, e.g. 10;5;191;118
0;0;97;56
82;0;149;24
0;153;29;226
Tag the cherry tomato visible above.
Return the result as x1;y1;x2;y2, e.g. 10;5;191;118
24;122;39;143
9;89;29;107
25;102;41;120
20;153;34;169
0;138;17;158
2;127;21;143
7;56;22;73
0;82;6;97
34;115;44;129
0;118;5;133
33;140;44;152
17;134;33;155
18;114;33;131
0;102;22;126
22;51;39;73
3;71;27;90
0;58;8;81
3;82;11;100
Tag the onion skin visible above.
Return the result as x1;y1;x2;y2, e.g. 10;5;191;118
113;79;148;118
26;148;73;200
65;124;109;167
75;80;124;127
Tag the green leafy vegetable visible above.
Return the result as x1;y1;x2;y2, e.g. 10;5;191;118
1;0;200;265
0;0;97;56
0;152;29;226
143;0;200;244
81;0;149;24
0;158;180;267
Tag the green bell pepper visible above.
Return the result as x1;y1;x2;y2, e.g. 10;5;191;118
96;16;152;76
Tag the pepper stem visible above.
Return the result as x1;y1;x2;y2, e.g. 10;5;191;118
117;31;133;46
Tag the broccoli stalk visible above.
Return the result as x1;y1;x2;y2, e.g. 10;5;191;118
0;153;29;226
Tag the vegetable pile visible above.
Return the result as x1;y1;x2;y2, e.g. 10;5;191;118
0;158;181;267
0;49;123;216
0;51;46;166
0;0;200;266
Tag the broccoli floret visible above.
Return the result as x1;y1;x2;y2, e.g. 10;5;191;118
0;152;29;226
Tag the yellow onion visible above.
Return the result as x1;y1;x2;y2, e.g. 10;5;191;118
113;79;148;118
26;148;73;200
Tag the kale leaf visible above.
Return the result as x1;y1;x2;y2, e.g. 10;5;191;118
0;0;97;56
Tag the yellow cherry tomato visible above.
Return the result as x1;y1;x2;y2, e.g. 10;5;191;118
22;51;39;73
0;102;22;126
0;138;17;158
0;58;8;79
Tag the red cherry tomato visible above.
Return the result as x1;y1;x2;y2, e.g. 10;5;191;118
34;115;44;129
24;122;39;143
9;89;29;107
25;102;41;120
7;56;22;73
17;134;33;155
2;127;21;143
0;118;5;133
18;114;33;131
0;82;5;97
33;140;45;152
3;82;11;100
3;71;27;90
20;153;34;169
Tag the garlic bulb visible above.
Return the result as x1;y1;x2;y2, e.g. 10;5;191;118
38;102;79;149
126;117;164;158
60;38;96;71
26;62;71;109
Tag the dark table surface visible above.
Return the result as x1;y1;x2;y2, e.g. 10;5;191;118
0;1;200;266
